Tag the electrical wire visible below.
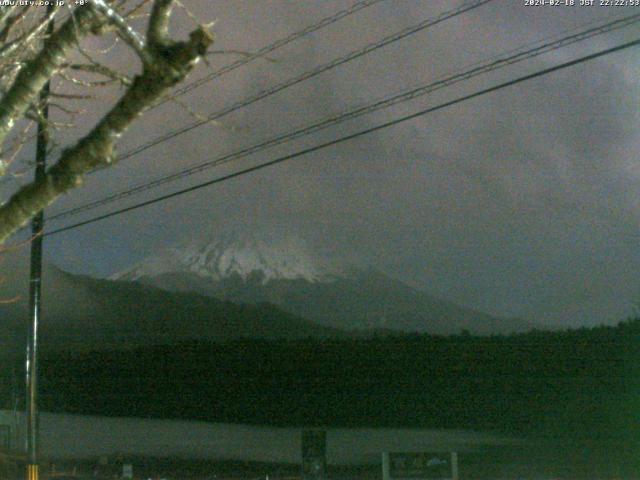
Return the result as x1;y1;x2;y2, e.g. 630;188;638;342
169;0;387;100
112;0;494;163
47;11;640;223
44;37;640;237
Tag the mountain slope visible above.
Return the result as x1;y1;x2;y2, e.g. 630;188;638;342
115;233;533;335
0;254;343;353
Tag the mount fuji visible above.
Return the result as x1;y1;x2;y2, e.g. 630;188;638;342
115;232;342;284
114;232;533;335
0;243;342;354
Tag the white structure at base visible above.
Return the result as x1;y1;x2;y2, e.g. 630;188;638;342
382;452;459;480
0;410;516;466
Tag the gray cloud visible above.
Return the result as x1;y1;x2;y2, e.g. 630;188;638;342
32;0;640;327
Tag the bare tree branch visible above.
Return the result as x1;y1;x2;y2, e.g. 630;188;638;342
68;63;132;86
0;5;102;151
0;6;57;59
0;6;30;45
147;0;173;48
91;0;152;65
0;6;21;30
0;2;213;243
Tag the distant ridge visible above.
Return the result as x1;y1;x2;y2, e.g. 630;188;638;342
114;231;535;335
0;252;343;353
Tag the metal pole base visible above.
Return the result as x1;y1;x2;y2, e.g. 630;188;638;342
26;464;38;480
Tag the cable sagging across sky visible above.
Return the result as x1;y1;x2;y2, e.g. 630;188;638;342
47;11;640;223
44;37;640;237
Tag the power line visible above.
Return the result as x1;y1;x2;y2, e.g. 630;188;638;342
47;11;640;222
113;0;493;162
44;37;640;237
169;0;386;100
73;2;387;105
6;0;384;173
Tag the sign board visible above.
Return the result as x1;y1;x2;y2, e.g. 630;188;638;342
383;452;458;480
301;430;326;480
122;464;133;479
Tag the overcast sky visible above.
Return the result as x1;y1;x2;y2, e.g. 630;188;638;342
4;0;640;328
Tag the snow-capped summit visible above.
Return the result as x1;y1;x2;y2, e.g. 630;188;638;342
110;230;533;335
113;231;341;284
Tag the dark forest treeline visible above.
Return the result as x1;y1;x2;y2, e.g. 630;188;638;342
0;320;637;477
2;319;639;441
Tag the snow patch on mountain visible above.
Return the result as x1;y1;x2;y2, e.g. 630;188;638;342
112;232;342;284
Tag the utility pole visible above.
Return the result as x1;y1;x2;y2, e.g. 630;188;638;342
301;430;327;480
26;6;54;480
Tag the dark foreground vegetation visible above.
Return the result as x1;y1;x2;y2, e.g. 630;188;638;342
32;321;639;435
2;319;639;476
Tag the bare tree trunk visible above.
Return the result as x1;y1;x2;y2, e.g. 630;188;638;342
0;2;213;244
